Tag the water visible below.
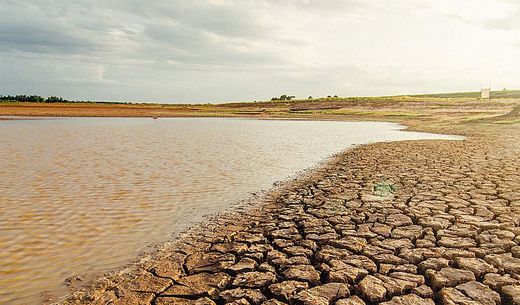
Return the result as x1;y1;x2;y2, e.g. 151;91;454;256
0;118;461;304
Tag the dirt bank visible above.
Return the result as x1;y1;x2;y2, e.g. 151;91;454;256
1;96;519;124
47;118;520;305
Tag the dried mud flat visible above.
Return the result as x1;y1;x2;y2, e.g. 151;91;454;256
50;123;520;305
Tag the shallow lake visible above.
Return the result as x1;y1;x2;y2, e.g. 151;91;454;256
0;118;462;304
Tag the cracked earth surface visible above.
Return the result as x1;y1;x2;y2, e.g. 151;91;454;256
53;124;520;305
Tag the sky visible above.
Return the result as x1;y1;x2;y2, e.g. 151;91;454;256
1;0;519;103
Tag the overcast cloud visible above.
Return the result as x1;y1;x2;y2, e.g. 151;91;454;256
1;0;519;103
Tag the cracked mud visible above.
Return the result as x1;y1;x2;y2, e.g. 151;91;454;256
53;124;520;305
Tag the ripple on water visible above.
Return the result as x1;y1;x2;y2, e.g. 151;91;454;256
0;118;462;304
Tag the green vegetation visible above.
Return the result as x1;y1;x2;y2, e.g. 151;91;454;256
1;90;519;125
1;95;54;103
3;89;520;106
410;89;520;99
0;95;135;105
495;119;520;125
271;95;296;101
373;181;396;197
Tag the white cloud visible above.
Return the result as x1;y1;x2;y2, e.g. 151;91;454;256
0;0;519;102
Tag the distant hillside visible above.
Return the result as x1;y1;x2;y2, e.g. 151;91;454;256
411;90;520;99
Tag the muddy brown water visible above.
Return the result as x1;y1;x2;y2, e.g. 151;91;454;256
0;117;462;304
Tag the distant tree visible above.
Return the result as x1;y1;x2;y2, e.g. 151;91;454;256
1;95;46;102
271;95;296;101
46;96;65;103
308;96;313;99
333;95;339;98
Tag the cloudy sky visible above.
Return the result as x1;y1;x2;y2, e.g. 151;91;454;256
1;0;519;103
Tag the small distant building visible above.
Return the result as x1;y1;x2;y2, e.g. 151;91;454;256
481;88;491;99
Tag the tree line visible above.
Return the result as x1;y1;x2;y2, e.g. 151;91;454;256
0;95;70;103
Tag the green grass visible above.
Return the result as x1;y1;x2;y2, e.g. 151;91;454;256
411;90;520;99
494;119;520;125
373;181;396;197
320;109;420;118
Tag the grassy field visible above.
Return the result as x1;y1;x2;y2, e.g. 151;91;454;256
407;89;520;99
1;91;520;128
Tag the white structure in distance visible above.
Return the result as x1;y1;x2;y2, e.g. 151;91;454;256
481;88;491;99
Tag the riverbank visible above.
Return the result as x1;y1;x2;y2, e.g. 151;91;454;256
1;96;519;125
45;111;520;305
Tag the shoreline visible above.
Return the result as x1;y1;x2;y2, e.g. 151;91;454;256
45;119;520;304
4;99;517;304
45;137;401;304
41;120;445;303
47;144;345;303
